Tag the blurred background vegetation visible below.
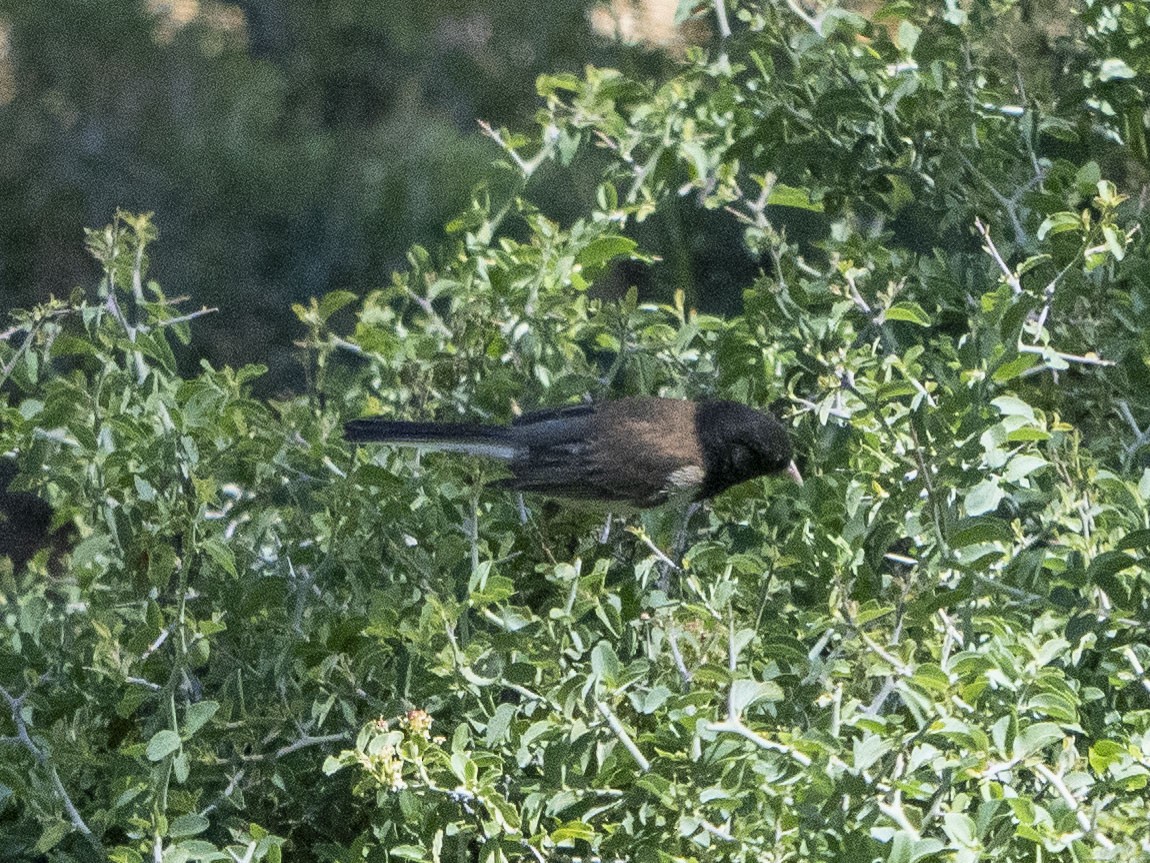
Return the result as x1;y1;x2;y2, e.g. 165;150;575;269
0;0;712;387
4;1;1123;390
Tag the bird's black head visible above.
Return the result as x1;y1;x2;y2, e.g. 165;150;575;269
694;400;797;499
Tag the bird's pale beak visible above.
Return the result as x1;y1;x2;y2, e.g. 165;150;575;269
786;461;804;486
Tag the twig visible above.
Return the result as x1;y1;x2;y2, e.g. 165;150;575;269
1033;763;1114;850
628;526;679;571
1122;646;1150;697
329;336;367;358
972;573;1046;604
141;624;174;661
667;627;692;688
794;396;853;420
477;118;530;173
883;552;918;567
707;719;811;767
478;118;559;178
857;629;914;677
712;0;731;40
877;795;921;839
845;269;872;313
595;700;650;771
975;218;1021;294
1117;401;1146;438
863;679;897;718
783;0;821;33
274;732;350;760
157;307;218;328
697;819;737;842
288;557;314;636
126;676;163;691
519;838;548;863
1016;344;1114;366
0;683;105;854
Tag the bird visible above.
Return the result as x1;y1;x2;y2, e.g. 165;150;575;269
344;396;802;509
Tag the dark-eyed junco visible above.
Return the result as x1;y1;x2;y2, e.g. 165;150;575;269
346;396;801;508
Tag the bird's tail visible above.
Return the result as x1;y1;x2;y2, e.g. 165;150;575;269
343;418;519;461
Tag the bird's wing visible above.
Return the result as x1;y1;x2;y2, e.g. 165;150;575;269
505;401;704;507
511;403;596;426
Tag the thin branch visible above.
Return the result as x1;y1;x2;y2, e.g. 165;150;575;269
141;624;174;661
274;732;350;760
783;0;821;33
856;629;914;677
707;719;811;767
595;700;650;772
877;795;921;839
477;118;530;174
1122;646;1150;697
794;396;853;420
667;627;692;688
627;526;679;571
1033;763;1114;850
238;731;351;762
126;676;163;691
157;306;218;328
845;269;872;313
863;679;897;718
712;0;732;40
0;683;105;854
975;218;1021;294
1016;344;1114;366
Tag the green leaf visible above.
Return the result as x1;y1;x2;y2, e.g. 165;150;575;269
184;700;219;738
1102;224;1126;260
883;302;931;326
317;290;358;323
1088;739;1126;774
990;396;1035;419
35;821;70;854
485;703;517;746
390;845;429;860
591;642;621;685
1003;455;1047;483
551;820;596;842
950;517;1012;548
168;813;210;838
201;537;237;578
576;236;638;272
991;353;1038;383
1037;211;1082;240
1099;58;1136;81
766;183;824;212
1086;551;1136;580
1013;722;1064;759
1117;529;1150;550
729;679;784;714
146;729;182;762
942;812;976;846
964;479;1004;516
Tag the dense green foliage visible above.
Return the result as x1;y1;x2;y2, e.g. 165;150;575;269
3;1;1150;861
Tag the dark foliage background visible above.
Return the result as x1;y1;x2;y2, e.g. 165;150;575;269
0;0;671;386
